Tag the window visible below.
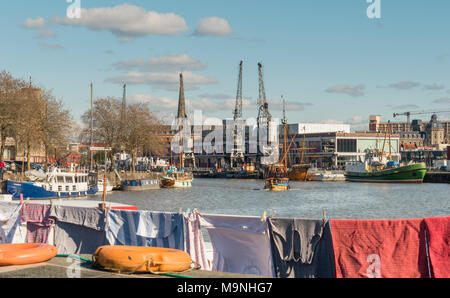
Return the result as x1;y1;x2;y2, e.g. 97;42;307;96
337;139;356;153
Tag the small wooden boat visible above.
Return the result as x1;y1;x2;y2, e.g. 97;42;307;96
93;245;193;273
265;177;290;191
160;171;193;188
264;163;290;191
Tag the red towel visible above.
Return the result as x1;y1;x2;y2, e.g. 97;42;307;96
330;218;429;278
424;217;450;278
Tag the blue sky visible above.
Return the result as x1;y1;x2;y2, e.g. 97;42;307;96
1;0;450;130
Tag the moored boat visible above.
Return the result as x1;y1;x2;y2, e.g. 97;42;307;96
287;164;310;181
345;162;427;183
121;178;160;191
160;171;193;188
6;169;98;199
345;120;427;183
98;178;113;193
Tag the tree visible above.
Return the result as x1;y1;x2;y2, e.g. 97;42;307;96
80;97;166;172
0;71;27;162
38;88;73;171
80;97;122;168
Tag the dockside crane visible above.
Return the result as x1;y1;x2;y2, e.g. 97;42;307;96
230;61;245;168
256;62;274;166
393;109;450;125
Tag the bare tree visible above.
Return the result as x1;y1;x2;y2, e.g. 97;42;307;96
38;88;73;171
0;71;27;162
123;102;165;172
80;97;122;168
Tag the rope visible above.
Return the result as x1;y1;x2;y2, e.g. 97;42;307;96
56;254;93;263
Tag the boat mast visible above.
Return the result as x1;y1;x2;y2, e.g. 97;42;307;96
300;126;306;164
388;121;392;161
281;95;287;171
90;83;94;171
381;120;389;161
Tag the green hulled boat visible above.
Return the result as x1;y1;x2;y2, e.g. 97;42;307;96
345;162;427;183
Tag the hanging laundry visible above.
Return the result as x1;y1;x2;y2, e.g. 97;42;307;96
21;203;54;244
198;213;275;277
268;218;335;278
423;216;450;278
330;218;429;278
106;209;185;250
0;202;24;244
184;210;211;271
49;205;108;254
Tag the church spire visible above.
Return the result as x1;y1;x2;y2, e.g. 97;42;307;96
177;73;187;119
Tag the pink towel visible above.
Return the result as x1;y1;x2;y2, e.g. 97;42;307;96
424;216;450;278
331;218;429;278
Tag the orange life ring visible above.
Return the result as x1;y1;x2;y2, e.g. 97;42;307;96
0;243;57;266
93;245;193;273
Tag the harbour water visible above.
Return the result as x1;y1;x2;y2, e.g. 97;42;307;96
89;179;449;219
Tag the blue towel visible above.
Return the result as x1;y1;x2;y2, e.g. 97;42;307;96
106;209;185;250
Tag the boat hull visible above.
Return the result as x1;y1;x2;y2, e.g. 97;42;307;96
160;177;193;188
6;180;98;199
287;165;310;181
345;163;427;183
265;178;290;191
121;179;160;191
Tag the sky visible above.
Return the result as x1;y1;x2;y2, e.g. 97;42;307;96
1;0;450;131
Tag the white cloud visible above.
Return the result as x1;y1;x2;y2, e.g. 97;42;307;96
23;17;46;28
325;84;365;97
193;17;233;37
388;81;420;90
113;54;206;73
51;4;187;40
106;71;217;91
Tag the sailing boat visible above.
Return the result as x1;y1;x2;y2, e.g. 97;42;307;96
264;96;290;191
287;127;311;181
345;121;427;183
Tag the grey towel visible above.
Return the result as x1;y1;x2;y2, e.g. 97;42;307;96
268;218;335;278
50;205;108;254
49;205;107;231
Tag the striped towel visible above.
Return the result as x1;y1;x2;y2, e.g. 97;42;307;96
106;209;185;250
184;211;211;271
21;203;54;244
0;202;23;243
